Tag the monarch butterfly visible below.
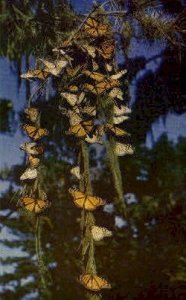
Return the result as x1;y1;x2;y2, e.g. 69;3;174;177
108;79;120;88
68;85;79;92
68;188;105;211
108;88;124;100
105;63;113;72
81;44;96;58
66;65;82;77
20;142;44;155
85;134;103;144
24;107;39;123
52;38;73;50
61;92;85;106
97;39;115;59
114;105;131;116
84;79;119;95
20;196;50;213
28;155;40;168
70;166;81;180
83;17;110;37
68;110;82;126
52;45;73;62
22;125;48;141
92;60;99;71
82;106;96;116
40;58;69;76
85;124;105;144
110;69;127;80
91;225;112;241
20;168;37;181
67;120;93;138
105;124;129;137
83;70;106;82
21;69;50;80
52;47;67;55
115;142;134;156
79;273;111;291
84;70;125;83
113;115;129;125
84;82;105;95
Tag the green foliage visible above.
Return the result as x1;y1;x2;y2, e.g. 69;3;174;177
119;0;185;55
0;0;76;61
0;99;14;133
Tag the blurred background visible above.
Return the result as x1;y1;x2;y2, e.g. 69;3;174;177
0;0;186;299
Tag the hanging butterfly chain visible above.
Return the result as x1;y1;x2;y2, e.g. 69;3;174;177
18;77;51;296
19;2;135;297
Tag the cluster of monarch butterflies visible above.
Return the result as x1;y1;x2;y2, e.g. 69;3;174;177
57;11;135;291
19;107;50;214
20;12;134;155
57;14;134;155
19;8;135;293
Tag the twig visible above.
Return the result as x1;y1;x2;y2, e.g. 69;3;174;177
94;10;127;16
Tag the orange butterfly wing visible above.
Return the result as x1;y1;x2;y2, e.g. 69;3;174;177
69;189;105;211
23;125;48;141
79;274;111;291
84;17;109;37
28;155;40;168
106;124;129;137
21;197;49;213
98;39;115;59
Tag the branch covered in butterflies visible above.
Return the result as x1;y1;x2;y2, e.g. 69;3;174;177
18;99;51;293
19;3;136;296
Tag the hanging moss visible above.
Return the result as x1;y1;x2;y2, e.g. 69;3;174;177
106;137;126;216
